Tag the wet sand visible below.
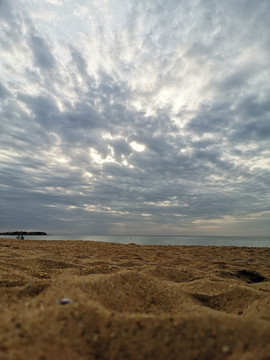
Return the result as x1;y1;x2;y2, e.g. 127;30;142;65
0;238;270;359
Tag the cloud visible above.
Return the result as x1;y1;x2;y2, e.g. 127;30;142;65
0;0;270;235
0;83;10;99
29;35;56;70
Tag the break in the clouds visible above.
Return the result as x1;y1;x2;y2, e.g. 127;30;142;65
1;0;270;236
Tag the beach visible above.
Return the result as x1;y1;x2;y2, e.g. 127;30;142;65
0;238;270;359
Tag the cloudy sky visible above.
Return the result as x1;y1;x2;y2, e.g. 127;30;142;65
1;0;270;236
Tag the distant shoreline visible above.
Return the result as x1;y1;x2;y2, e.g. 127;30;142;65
0;231;47;235
0;234;269;247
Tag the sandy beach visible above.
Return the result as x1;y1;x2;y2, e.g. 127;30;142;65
0;238;270;359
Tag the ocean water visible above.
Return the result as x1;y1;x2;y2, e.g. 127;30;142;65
1;234;269;247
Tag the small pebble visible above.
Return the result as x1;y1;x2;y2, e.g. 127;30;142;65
56;298;72;305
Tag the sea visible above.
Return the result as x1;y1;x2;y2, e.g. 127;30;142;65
0;235;270;247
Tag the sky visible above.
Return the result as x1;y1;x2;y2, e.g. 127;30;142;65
0;0;270;236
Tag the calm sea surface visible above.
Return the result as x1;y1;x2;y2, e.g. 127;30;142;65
1;235;269;247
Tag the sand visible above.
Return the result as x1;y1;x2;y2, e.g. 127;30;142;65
0;238;270;360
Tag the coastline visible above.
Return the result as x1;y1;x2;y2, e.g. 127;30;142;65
1;238;270;359
1;234;269;247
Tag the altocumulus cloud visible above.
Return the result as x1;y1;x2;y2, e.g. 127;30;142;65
0;0;270;236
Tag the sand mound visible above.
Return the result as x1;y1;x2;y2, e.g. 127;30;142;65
191;287;260;314
47;270;197;315
1;239;270;359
